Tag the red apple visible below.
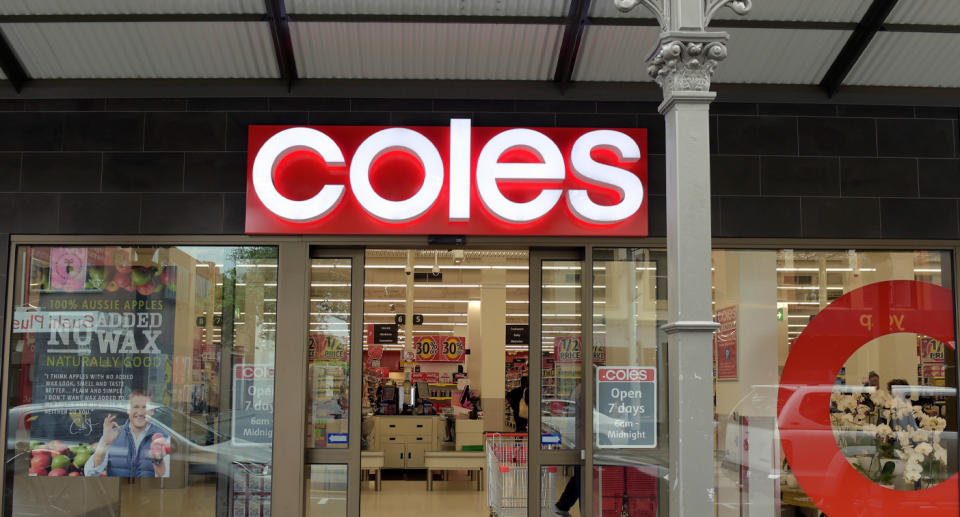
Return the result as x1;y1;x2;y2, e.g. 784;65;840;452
136;281;156;296
30;454;50;469
160;267;177;287
104;281;119;292
113;271;132;289
68;471;82;477
28;466;48;476
48;468;67;477
46;440;69;455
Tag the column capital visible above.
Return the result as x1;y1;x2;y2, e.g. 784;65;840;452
648;32;729;98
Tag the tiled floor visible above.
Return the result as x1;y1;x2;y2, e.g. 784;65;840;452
351;469;582;517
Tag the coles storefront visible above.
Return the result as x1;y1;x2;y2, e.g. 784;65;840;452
2;117;958;517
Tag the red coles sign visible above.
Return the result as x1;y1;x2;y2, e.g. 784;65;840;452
245;121;647;236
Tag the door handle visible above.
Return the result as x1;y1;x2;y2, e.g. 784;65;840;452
408;452;411;459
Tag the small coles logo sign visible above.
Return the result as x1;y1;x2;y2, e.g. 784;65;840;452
245;120;647;235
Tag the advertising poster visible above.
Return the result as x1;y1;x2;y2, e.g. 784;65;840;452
919;336;946;364
595;367;657;449
308;333;348;362
411;372;440;383
16;250;177;478
714;306;738;380
232;364;275;446
553;336;607;364
413;335;466;362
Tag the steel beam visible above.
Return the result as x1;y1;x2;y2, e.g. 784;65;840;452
0;29;27;93
819;0;900;97
553;0;592;92
264;0;298;91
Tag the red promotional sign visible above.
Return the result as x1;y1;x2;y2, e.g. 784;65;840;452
245;123;648;236
553;336;606;364
714;306;738;380
411;371;440;383
234;364;275;381
308;333;347;362
597;367;654;382
778;281;958;516
413;335;465;362
919;336;946;364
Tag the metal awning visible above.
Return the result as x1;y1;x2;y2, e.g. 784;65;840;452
0;0;957;98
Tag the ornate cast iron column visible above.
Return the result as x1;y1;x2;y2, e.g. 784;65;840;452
614;1;751;516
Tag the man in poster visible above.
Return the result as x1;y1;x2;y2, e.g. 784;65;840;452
85;389;170;478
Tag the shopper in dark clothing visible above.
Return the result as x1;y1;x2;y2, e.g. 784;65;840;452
507;376;529;433
555;467;580;516
555;382;583;516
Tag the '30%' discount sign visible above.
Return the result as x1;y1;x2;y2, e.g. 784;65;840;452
595;366;656;449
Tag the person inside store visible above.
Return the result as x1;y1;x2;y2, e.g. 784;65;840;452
315;383;349;419
507;376;529;433
555;382;582;517
862;371;881;410
883;379;920;430
86;388;170;478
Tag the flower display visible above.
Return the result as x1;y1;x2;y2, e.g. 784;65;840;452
830;386;948;489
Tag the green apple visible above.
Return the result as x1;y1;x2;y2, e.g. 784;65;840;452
73;451;91;468
131;267;153;287
50;454;70;471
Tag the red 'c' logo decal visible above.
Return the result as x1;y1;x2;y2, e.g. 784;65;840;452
778;280;958;515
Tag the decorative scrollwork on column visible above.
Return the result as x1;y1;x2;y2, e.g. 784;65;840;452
614;0;665;27
614;0;751;29
704;0;752;24
647;40;727;93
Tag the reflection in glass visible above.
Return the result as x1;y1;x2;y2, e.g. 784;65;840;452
540;261;582;451
542;465;581;517
713;249;958;515
305;464;348;517
593;465;658;517
307;258;351;449
4;245;278;516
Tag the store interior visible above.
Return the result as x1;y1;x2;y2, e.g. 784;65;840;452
305;248;583;516
713;250;958;516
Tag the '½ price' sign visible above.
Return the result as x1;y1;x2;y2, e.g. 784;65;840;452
595;366;656;449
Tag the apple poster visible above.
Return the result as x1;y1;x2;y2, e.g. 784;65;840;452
24;249;176;478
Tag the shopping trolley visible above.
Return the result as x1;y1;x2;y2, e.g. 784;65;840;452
485;433;556;517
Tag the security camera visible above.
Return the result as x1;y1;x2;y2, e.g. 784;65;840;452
404;264;413;276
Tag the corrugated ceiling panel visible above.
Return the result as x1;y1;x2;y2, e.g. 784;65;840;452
572;25;659;82
0;0;264;15
887;0;960;25
589;0;870;22
3;22;278;78
713;28;849;84
574;26;848;84
845;32;960;87
292;22;563;80
287;0;569;17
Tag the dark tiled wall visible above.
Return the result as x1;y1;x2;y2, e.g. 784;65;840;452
0;98;956;241
710;104;960;239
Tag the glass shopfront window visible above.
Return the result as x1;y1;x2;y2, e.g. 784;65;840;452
713;249;958;515
591;248;667;516
3;245;278;517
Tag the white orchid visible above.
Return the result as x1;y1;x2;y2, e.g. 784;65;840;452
870;389;891;407
904;459;923;482
875;424;893;439
934;444;948;464
915;442;933;456
910;429;931;443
